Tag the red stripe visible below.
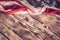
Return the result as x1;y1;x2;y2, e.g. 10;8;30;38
45;8;60;15
7;7;27;15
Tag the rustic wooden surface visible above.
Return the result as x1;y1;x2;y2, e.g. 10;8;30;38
0;12;60;40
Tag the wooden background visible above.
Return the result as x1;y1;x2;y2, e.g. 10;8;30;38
0;12;60;40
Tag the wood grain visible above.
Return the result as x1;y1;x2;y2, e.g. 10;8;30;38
0;13;60;40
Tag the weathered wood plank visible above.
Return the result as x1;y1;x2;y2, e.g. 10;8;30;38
0;13;60;40
0;22;22;40
0;33;8;40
